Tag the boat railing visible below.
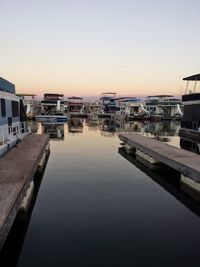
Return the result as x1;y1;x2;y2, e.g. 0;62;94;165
0;121;28;145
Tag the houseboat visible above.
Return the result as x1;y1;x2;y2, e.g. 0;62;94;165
0;77;30;157
144;95;183;121
179;73;200;140
35;93;68;122
88;101;104;120
100;92;117;114
16;93;39;119
115;97;148;119
67;97;85;114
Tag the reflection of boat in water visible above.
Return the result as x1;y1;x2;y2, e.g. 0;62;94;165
144;121;180;137
180;137;200;155
68;118;83;133
99;119;120;133
35;94;68;123
0;153;50;266
41;123;65;140
118;147;200;218
179;137;200;201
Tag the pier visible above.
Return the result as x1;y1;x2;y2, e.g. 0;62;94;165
0;134;49;250
119;133;200;182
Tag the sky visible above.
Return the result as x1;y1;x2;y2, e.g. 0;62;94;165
0;0;200;97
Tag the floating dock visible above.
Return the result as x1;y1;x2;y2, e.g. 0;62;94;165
119;133;200;182
0;134;49;250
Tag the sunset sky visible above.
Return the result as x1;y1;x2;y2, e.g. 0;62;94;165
0;0;200;97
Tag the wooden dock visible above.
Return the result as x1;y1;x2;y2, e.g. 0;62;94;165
119;133;200;182
0;134;49;250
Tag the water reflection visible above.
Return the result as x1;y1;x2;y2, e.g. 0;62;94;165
2;118;200;267
96;119;180;137
68;118;83;134
41;123;65;140
118;147;200;218
0;153;50;267
180;137;200;155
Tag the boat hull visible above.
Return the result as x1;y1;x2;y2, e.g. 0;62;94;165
35;115;68;122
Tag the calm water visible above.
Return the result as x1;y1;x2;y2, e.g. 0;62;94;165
1;119;200;267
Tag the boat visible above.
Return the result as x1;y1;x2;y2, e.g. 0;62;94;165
16;93;39;119
67;97;85;115
144;95;183;121
115;97;147;120
35;93;68;122
179;73;200;141
100;92;117;114
0;77;30;157
87;101;104;120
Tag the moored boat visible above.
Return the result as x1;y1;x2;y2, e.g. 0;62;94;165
0;77;30;157
35;93;68;122
179;73;200;140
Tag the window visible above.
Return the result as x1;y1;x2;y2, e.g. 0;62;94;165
12;101;19;117
1;98;6;117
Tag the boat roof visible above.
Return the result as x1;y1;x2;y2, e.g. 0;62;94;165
0;77;15;94
101;92;116;95
16;93;36;97
147;95;174;98
183;73;200;81
68;96;83;99
44;93;64;97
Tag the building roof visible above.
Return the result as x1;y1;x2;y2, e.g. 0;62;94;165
183;74;200;81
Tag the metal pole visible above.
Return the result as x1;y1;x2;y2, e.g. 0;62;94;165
194;79;197;92
185;81;189;94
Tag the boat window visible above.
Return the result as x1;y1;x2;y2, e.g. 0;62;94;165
12;101;19;117
1;98;6;117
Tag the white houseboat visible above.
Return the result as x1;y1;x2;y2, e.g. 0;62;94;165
144;95;183;120
35;93;68;122
16;93;39;119
100;92;117;114
67;97;85;114
0;77;30;157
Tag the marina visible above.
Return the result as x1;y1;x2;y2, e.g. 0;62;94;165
1;1;200;265
1;73;200;266
1;120;200;266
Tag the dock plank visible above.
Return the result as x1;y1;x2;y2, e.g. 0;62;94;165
119;133;200;182
0;134;49;250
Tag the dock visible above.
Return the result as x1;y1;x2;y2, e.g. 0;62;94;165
119;133;200;182
0;134;49;250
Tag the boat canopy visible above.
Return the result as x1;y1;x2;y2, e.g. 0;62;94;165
147;95;174;98
183;74;200;81
68;97;83;100
183;73;200;94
